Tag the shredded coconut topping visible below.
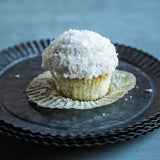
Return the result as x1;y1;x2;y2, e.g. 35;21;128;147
42;29;118;79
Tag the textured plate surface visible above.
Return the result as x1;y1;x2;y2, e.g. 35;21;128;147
0;39;160;146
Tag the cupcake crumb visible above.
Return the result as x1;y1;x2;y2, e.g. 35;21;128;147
136;86;139;89
146;88;153;93
124;98;128;101
102;113;105;117
130;96;132;99
14;74;20;79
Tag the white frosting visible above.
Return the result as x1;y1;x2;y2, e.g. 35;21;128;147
42;29;118;79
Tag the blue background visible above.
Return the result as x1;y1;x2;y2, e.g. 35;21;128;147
0;0;160;159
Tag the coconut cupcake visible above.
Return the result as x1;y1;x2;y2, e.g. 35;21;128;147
41;29;118;101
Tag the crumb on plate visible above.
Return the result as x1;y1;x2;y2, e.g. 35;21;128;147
146;88;153;93
14;74;20;79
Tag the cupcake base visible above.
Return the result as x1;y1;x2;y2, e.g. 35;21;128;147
51;73;112;101
26;70;136;109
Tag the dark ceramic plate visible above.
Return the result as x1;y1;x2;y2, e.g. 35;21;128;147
0;39;160;147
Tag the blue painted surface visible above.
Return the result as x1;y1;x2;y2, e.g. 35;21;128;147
0;0;160;159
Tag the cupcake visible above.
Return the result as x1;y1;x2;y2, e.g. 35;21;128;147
42;29;118;101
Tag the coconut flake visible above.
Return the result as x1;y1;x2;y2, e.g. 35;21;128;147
146;88;153;93
14;74;20;79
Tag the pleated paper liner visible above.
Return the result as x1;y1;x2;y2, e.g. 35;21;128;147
26;70;136;109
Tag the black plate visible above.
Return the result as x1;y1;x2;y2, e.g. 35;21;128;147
0;39;160;147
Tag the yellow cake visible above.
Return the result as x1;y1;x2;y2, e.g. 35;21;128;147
51;72;112;101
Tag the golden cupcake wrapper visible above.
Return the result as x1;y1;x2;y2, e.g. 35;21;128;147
26;70;136;109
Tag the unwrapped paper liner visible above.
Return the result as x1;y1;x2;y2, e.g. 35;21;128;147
26;70;136;109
